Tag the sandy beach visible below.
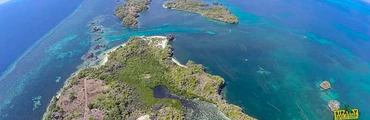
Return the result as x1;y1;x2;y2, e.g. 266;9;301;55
142;36;187;68
79;35;186;69
103;36;188;68
99;43;126;66
172;57;188;68
77;35;187;70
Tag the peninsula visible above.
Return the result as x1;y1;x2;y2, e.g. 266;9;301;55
43;36;255;120
114;0;152;28
164;0;239;24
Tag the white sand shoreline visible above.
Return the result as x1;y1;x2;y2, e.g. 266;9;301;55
99;36;186;68
142;36;187;68
99;43;126;66
136;115;150;120
172;57;188;68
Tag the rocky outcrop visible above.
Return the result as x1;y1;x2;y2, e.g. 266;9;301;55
94;45;104;50
328;100;340;112
86;53;98;60
166;34;175;41
320;80;331;91
94;37;102;41
89;21;97;26
91;27;101;33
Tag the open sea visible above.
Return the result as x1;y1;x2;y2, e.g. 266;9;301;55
0;0;369;119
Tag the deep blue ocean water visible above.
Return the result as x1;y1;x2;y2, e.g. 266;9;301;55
0;0;369;119
0;0;84;77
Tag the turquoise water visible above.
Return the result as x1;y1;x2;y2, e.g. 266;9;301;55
0;0;369;119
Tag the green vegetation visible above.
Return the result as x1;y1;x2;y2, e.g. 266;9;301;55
68;93;76;101
89;83;146;119
164;0;239;24
43;36;254;120
114;0;152;28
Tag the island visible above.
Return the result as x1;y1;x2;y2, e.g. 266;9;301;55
164;0;239;24
43;36;255;120
114;0;152;28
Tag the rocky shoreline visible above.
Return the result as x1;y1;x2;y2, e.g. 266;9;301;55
43;36;255;120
